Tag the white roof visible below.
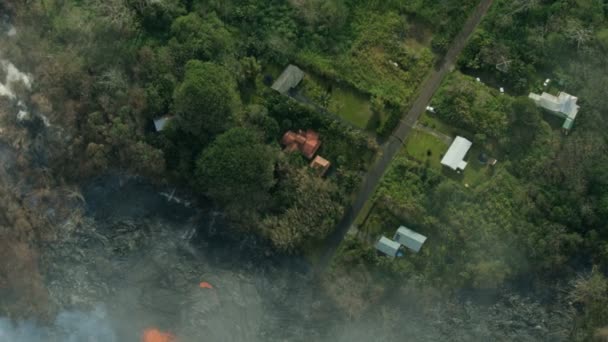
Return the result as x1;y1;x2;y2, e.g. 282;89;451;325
394;226;427;253
529;91;579;120
153;116;172;131
375;236;401;257
441;136;472;171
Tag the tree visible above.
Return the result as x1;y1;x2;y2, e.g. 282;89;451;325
506;96;543;154
169;12;235;64
173;60;240;137
242;105;279;143
128;0;186;32
195;127;277;208
262;168;344;252
569;269;608;341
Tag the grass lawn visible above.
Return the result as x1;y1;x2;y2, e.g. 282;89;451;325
441;144;494;187
404;130;448;169
302;72;384;131
328;84;376;129
418;112;462;137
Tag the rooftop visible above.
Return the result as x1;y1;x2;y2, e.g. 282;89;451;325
310;155;331;176
441;136;472;171
375;236;401;258
271;64;304;95
529;91;580;130
153;116;172;132
394;226;427;253
281;129;321;159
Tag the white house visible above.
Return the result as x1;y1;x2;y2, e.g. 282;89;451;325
375;236;402;258
394;226;427;253
441;136;472;171
528;91;579;130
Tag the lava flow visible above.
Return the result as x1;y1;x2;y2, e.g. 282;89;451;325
142;328;176;342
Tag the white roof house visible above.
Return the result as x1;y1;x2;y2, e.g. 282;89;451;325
529;91;579;130
153;116;172;132
271;64;304;94
441;136;472;171
394;226;427;253
375;236;402;258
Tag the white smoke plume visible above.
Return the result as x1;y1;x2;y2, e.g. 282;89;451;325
0;306;117;342
0;59;31;100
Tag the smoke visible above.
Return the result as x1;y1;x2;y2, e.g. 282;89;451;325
0;306;116;342
0;59;32;99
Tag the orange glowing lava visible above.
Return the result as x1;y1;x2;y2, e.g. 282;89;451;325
142;328;175;342
199;281;213;289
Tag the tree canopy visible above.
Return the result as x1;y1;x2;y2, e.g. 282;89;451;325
195;127;277;208
173;60;240;138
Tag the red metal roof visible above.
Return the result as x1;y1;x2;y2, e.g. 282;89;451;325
280;129;321;159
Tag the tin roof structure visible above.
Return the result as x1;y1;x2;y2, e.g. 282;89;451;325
440;136;472;171
271;64;304;94
394;226;427;253
375;236;401;258
529;91;579;130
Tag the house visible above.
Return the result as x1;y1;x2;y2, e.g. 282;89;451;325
394;226;427;253
310;155;331;176
271;64;304;94
153;116;172;132
441;136;472;171
281;129;321;159
375;236;402;258
528;91;579;130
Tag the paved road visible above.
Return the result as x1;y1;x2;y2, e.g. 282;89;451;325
315;0;494;273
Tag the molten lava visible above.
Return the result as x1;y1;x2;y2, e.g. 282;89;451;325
199;281;213;289
142;328;176;342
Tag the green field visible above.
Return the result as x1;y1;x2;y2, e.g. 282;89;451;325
328;85;375;129
404;130;448;169
301;72;384;131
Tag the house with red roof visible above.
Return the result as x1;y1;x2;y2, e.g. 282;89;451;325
281;129;321;159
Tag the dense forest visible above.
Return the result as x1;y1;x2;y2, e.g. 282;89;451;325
2;0;608;340
0;0;479;252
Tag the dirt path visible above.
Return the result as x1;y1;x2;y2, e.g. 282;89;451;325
315;0;494;273
413;122;454;145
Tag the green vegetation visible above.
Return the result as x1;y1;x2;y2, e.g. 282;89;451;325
195;127;277;210
174;60;240;138
300;73;380;130
7;0;608;339
336;1;608;339
403;130;447;169
433;71;510;139
4;0;388;255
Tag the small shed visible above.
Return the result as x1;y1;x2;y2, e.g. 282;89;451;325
153;116;172;132
441;136;472;171
375;236;402;258
394;226;427;253
271;64;304;94
310;155;331;176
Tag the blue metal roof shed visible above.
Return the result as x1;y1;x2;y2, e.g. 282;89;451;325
394;226;427;253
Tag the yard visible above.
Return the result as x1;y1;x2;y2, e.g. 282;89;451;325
296;9;435;108
403;130;447;169
300;73;385;131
